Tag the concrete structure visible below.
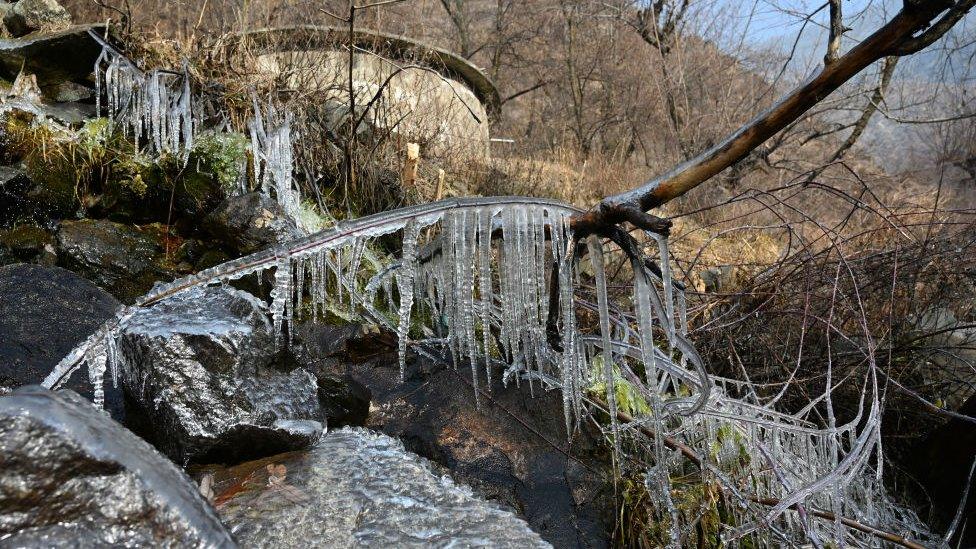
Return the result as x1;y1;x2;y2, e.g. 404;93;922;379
228;26;500;161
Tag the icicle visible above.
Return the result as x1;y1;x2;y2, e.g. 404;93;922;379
270;255;292;346
396;222;422;380
587;236;620;457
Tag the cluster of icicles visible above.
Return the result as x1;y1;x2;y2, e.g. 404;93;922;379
91;31;305;224
47;32;939;548
43;198;936;547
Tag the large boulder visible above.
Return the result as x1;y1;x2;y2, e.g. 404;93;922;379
2;0;71;37
56;219;176;303
202;427;549;548
294;325;615;548
204;192;303;256
117;285;324;464
0;263;124;417
0;386;236;547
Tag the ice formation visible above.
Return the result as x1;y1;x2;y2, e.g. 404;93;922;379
93;37;197;160
43;196;938;547
53;33;938;548
91;34;307;228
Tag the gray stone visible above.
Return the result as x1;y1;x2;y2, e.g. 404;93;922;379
117;285;324;464
0;386;236;548
0;24;103;95
2;0;71;37
0;263;124;418
204;427;548;548
56;219;175;303
204;192;303;255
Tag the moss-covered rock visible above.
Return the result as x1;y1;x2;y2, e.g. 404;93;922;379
0;223;54;264
55;219;180;303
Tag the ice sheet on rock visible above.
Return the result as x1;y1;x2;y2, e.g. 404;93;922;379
212;427;550;548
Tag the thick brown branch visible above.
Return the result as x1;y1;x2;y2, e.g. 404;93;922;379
893;0;975;55
569;1;969;237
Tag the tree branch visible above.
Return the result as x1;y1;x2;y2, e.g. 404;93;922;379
824;0;844;65
569;1;972;238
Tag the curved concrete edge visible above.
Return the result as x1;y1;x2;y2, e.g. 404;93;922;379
223;26;502;118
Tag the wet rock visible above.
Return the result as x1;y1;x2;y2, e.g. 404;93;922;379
294;327;614;548
117;285;324;464
2;0;71;37
0;24;104;94
0;263;124;418
0;166;33;226
56;219;175;303
316;374;370;428
0;223;55;264
201;427;548;548
204;192;303;255
0;386;236;547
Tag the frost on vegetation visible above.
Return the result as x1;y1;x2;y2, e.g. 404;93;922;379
57;35;937;549
92;40;313;231
95;44;197;160
43;194;940;547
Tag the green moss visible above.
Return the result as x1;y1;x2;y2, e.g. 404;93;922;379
0;224;52;260
189;131;250;194
586;356;652;417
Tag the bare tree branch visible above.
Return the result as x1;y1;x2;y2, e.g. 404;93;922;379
570;1;974;238
824;0;844;65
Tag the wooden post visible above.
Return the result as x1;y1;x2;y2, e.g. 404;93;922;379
403;142;420;189
435;168;445;200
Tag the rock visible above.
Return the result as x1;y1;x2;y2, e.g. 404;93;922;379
0;263;124;417
201;426;548;548
117;285;325;464
294;327;614;548
0;386;237;547
316;374;370;428
0;223;55;264
0;165;33;226
204;192;303;256
698;265;735;293
0;24;104;95
56;219;175;303
292;322;375;428
2;0;71;37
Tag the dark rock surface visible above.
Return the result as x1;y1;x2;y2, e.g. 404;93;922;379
56;218;175;303
2;0;71;37
0;25;104;94
0;386;236;548
0;263;124;417
199;427;548;548
117;285;324;464
204;192;303;255
0;166;33;227
910;394;976;547
294;324;615;548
